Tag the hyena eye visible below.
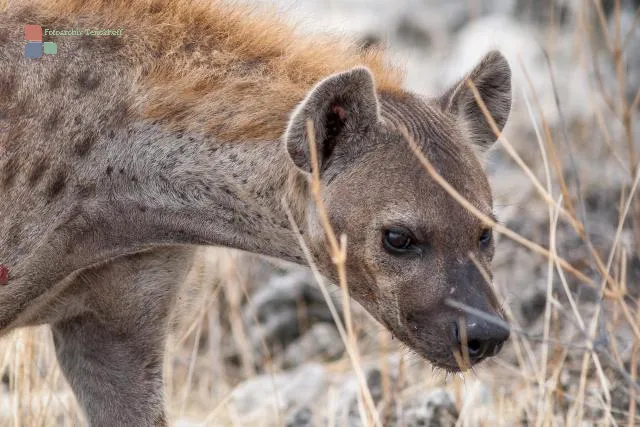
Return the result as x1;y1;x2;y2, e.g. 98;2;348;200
479;228;493;248
383;228;414;253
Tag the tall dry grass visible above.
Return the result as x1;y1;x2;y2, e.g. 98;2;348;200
1;1;639;426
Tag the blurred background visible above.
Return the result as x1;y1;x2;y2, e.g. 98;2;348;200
1;0;639;425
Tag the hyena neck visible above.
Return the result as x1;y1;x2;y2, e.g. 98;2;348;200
5;122;310;287
97;122;310;264
0;120;312;330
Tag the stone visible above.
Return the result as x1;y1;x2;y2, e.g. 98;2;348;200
229;363;327;424
283;323;345;368
401;389;459;427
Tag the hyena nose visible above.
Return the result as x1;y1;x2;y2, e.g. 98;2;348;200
454;314;510;362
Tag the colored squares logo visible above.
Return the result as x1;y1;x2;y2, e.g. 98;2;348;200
43;42;57;54
24;25;56;58
24;24;42;41
24;42;42;58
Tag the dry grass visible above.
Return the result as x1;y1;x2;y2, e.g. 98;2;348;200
1;1;640;426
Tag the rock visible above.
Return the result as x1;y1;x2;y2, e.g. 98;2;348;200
520;290;547;325
283;323;345;368
242;271;338;363
229;363;327;425
401;389;458;427
365;368;385;404
286;406;314;427
395;14;433;47
514;0;573;25
444;14;593;135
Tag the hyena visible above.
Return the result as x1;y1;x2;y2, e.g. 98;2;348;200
0;0;512;425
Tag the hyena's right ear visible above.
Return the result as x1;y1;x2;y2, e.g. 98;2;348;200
284;67;380;173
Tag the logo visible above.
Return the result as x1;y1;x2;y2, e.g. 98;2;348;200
24;25;57;59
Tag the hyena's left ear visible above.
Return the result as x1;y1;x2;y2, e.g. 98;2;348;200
284;67;380;173
439;50;512;154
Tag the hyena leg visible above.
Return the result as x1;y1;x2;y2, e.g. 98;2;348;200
50;247;195;427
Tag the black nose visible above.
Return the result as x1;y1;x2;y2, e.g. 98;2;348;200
454;314;510;362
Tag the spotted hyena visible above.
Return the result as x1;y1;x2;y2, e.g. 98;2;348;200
0;0;511;425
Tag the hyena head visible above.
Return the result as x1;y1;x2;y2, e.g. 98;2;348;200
284;51;512;371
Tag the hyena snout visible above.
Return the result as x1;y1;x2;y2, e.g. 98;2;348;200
406;312;510;365
404;292;510;369
451;312;510;362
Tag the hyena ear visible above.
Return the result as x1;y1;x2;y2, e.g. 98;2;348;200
284;67;380;173
439;50;512;154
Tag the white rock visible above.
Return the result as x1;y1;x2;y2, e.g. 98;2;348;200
445;14;592;133
229;363;327;424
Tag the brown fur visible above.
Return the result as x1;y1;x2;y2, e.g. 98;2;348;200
21;0;404;141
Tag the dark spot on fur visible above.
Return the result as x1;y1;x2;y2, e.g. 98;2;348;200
131;176;138;182
43;110;61;133
79;34;95;48
0;74;17;101
77;69;101;91
48;70;64;90
74;133;95;157
1;156;19;189
103;35;124;52
119;168;125;174
76;183;96;198
242;178;248;185
183;41;196;52
108;130;115;139
139;205;147;212
46;169;67;201
65;245;74;255
106;165;113;176
149;1;163;13
74;115;82;125
28;157;49;185
7;224;21;247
